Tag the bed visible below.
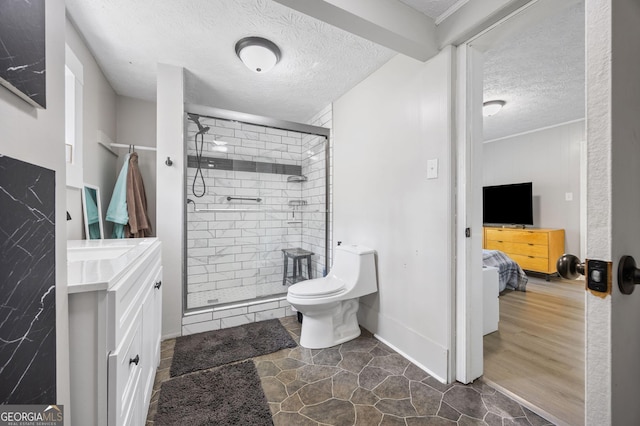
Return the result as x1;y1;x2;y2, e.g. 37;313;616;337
482;249;528;292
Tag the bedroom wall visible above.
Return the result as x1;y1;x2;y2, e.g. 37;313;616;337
333;48;454;381
482;120;584;255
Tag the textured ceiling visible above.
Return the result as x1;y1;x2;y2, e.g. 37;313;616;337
64;0;396;123
65;0;584;136
482;1;585;141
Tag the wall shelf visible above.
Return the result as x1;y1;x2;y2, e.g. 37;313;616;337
287;175;308;183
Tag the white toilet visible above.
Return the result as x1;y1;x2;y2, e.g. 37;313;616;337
286;244;377;349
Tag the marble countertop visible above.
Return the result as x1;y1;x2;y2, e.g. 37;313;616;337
67;238;160;294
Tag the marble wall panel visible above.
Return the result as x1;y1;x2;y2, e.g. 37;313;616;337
0;155;56;403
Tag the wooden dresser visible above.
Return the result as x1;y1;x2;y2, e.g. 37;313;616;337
483;227;565;279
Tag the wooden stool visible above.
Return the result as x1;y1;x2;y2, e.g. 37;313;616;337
282;248;314;285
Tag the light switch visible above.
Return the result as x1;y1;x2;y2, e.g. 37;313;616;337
565;192;573;201
427;158;438;179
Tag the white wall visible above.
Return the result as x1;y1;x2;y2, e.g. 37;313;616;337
65;19;118;239
156;64;185;339
333;49;454;381
0;0;71;422
116;96;157;235
483;120;584;255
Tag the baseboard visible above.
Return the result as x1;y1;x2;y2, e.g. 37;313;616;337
359;302;449;382
373;333;447;384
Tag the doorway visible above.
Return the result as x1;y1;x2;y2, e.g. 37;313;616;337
457;0;586;424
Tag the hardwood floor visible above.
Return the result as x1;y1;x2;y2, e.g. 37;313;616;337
483;275;585;426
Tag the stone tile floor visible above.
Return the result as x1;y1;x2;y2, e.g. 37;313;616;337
147;316;554;425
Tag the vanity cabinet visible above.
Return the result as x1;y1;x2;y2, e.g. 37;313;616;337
68;239;162;426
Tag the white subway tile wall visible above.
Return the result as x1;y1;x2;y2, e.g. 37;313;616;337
181;298;294;336
182;107;332;334
185;114;329;311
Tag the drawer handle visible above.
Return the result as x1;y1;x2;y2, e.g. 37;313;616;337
154;281;162;290
129;355;140;366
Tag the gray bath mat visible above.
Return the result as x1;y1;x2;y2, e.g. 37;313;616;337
155;360;273;426
170;318;296;377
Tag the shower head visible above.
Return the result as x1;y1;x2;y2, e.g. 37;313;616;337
187;113;209;135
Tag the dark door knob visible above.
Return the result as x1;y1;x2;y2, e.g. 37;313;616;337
557;254;585;280
618;255;640;294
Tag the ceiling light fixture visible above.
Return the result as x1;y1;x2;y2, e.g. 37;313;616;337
483;100;506;117
235;36;281;73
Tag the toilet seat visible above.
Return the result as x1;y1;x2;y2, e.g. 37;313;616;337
288;279;345;299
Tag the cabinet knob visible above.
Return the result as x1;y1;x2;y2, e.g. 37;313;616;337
154;281;162;289
129;354;140;366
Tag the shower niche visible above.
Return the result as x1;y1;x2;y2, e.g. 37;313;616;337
184;110;329;312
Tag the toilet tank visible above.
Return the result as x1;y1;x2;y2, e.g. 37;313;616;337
329;244;377;297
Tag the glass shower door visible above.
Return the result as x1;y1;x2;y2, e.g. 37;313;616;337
185;114;327;312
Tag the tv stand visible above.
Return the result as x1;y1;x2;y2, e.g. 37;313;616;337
483;227;565;280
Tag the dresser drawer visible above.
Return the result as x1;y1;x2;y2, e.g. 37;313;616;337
510;254;549;272
485;229;548;245
485;240;548;258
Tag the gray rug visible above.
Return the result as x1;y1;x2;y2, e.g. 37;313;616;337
154;360;273;426
170;318;297;377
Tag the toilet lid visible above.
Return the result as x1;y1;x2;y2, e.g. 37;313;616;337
289;279;345;298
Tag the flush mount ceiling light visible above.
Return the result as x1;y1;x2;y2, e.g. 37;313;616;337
235;36;281;73
483;100;506;117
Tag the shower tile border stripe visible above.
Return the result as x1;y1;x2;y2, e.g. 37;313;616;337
187;155;302;176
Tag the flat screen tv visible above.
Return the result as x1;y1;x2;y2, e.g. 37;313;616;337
483;182;533;226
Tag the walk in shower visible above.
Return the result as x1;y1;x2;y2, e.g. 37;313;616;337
184;108;330;312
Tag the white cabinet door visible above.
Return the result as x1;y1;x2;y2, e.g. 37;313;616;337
108;309;143;426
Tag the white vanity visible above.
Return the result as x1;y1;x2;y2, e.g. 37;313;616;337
68;238;162;426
